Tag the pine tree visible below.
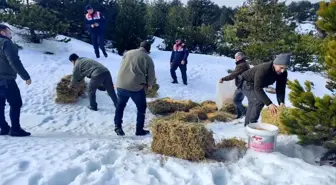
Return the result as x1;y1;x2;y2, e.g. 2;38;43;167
281;1;336;147
36;0;108;42
163;4;189;50
223;0;295;64
316;0;336;93
146;0;169;37
281;80;336;145
291;34;325;72
2;1;68;43
114;0;149;55
187;0;221;27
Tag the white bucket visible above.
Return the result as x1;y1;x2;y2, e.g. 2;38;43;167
246;123;279;153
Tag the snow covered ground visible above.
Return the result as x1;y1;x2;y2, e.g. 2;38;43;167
0;26;335;185
295;22;317;35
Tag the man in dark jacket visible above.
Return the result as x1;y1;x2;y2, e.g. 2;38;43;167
85;5;108;58
0;24;31;137
240;53;290;126
114;41;156;136
219;52;250;119
69;53;118;111
170;39;189;85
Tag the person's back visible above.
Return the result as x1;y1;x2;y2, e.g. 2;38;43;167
74;57;108;78
117;48;155;91
114;41;155;137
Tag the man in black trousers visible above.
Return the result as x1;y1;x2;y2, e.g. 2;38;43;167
219;52;250;119
170;39;189;85
0;24;31;137
240;53;290;126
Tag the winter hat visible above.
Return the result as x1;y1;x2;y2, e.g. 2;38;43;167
235;52;246;59
273;53;291;66
85;5;93;10
69;53;79;62
140;41;151;53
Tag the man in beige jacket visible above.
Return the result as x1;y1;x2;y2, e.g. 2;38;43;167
114;41;156;136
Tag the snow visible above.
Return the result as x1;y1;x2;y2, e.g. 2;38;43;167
0;26;335;185
295;22;317;35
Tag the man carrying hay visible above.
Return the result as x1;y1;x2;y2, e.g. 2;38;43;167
239;53;290;127
68;53;118;111
114;41;156;136
0;24;31;137
219;52;250;119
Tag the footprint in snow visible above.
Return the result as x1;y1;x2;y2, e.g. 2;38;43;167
18;160;30;171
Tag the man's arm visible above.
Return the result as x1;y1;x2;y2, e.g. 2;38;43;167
85;14;96;26
183;49;189;61
96;11;105;25
222;65;245;81
3;41;30;81
254;69;272;106
70;64;85;86
170;50;175;63
146;57;156;86
276;71;287;105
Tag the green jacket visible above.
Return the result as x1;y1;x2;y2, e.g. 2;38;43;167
0;35;30;81
71;57;108;85
116;47;156;91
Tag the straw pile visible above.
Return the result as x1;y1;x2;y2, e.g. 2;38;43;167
146;79;160;98
148;98;199;115
261;105;290;134
163;108;208;123
206;111;235;122
151;119;215;161
55;75;86;104
216;137;247;150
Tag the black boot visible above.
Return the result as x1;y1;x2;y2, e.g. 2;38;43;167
172;80;178;84
115;127;125;136
95;53;100;58
103;51;108;58
0;125;10;135
9;127;31;137
135;128;150;136
183;82;188;85
87;105;98;111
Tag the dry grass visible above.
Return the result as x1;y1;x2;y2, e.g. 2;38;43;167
151;119;216;161
216;137;247;150
149;99;236;123
55;75;86;104
206;111;235;122
146;83;160;98
261;105;290;134
220;102;236;114
148;98;199;115
164;109;208;123
200;100;218;113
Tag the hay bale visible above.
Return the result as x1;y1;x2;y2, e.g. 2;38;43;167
151;119;215;161
220;102;236;114
200;100;218;113
166;111;200;122
146;83;160;98
166;109;208;122
148;98;199;115
261;106;290;134
216;137;247;150
55;75;86;104
207;111;235;122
